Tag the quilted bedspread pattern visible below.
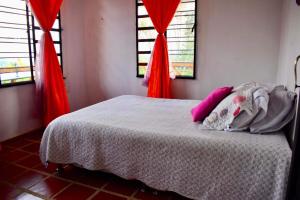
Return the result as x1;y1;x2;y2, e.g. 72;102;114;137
40;95;292;200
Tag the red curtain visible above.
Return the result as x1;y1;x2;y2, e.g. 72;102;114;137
28;0;70;125
142;0;180;98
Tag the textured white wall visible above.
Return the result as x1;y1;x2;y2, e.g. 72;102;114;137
0;0;88;142
0;85;41;142
82;0;283;103
61;0;89;110
277;0;300;90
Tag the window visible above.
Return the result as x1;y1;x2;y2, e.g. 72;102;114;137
136;0;197;79
0;0;63;87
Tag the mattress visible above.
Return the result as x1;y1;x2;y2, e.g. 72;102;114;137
40;95;292;200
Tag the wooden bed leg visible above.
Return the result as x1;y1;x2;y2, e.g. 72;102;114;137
56;164;64;176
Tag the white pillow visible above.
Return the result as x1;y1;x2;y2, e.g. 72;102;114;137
203;83;254;130
250;86;296;134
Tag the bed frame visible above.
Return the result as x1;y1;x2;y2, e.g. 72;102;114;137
53;56;300;200
285;55;300;200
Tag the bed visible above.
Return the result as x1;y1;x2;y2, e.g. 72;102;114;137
40;95;295;200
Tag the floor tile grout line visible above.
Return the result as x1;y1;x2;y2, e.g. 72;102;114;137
0;179;48;200
50;182;72;199
25;139;42;143
3;160;159;200
2;137;185;200
2;160;170;200
12;155;31;164
3;141;36;150
99;188;135;199
86;190;100;200
0;162;81;199
12;145;40;155
9;161;57;177
129;188;140;199
9;161;113;193
45;173;107;191
0;180;23;195
99;181;109;190
2;136;135;199
3;160;144;200
0;152;31;164
96;178;141;199
17;174;51;197
10;161;110;193
15;160;45;170
2;148;39;162
1;132;42;143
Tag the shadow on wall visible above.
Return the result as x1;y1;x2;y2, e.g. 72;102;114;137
277;0;300;89
81;0;283;101
0;85;42;142
83;0;145;104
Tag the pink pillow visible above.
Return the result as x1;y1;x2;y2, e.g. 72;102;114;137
191;86;233;122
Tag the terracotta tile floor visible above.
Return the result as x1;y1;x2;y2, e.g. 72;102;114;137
0;130;191;200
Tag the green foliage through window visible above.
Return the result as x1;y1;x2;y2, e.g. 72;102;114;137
136;0;197;79
0;0;63;87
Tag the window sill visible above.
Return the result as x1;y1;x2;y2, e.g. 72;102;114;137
0;77;66;89
136;75;196;80
0;81;34;88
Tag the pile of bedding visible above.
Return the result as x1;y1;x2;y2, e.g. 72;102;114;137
192;82;296;134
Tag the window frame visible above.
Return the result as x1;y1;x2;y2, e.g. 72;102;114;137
135;0;197;80
0;2;63;88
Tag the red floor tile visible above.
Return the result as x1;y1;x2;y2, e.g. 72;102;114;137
0;183;21;200
21;143;40;154
74;174;109;189
2;138;32;148
0;150;29;162
170;194;192;200
23;130;44;142
91;191;127;200
29;177;70;198
0;145;13;154
104;178;139;196
60;166;109;188
34;163;57;174
134;189;173;200
2;131;189;200
59;165;86;181
16;155;42;168
14;192;43;200
0;164;27;182
10;170;46;189
0;160;9;170
54;183;97;200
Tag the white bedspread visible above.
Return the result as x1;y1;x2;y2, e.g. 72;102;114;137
40;95;291;200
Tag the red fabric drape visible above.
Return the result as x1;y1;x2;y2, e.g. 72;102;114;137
28;0;70;125
142;0;180;98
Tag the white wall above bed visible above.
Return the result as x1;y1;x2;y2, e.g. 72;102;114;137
277;0;300;90
82;0;282;102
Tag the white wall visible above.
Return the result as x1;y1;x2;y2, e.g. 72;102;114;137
83;0;142;103
61;0;89;111
0;0;88;142
83;0;283;102
277;0;300;90
0;85;41;142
